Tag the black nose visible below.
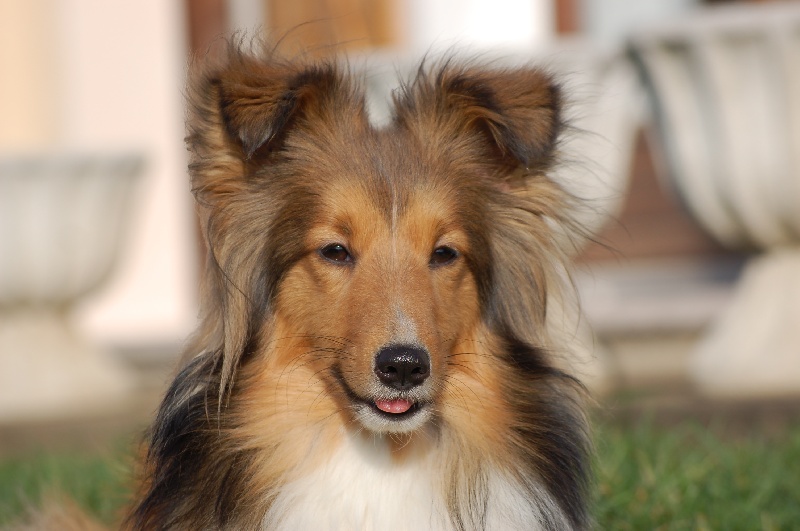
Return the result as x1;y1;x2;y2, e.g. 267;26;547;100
374;344;430;390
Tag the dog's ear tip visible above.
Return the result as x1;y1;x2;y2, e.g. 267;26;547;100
193;51;359;161
396;61;563;171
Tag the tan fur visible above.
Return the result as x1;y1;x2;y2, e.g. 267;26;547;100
128;42;590;530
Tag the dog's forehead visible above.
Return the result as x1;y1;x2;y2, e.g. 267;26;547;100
366;126;465;188
296;120;490;244
307;139;458;233
313;129;413;193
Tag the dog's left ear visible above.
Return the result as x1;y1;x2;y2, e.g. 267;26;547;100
394;63;562;175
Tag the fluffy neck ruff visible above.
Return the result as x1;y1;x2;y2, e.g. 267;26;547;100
129;326;588;530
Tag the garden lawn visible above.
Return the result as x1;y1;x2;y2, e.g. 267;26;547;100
1;418;799;529
593;418;800;530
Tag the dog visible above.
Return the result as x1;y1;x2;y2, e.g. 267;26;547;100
127;41;590;531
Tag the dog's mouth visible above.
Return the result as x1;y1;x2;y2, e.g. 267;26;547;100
332;367;430;432
374;397;416;414
372;397;424;419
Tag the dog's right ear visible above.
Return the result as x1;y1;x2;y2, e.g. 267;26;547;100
214;60;343;159
187;46;362;200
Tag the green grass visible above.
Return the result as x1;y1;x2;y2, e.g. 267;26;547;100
1;419;799;529
0;441;133;527
593;419;800;530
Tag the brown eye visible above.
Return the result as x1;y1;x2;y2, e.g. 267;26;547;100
320;243;352;263
430;246;458;266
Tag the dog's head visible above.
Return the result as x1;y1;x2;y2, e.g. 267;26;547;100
187;45;569;435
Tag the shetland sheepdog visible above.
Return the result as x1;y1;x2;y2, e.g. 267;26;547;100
128;42;590;530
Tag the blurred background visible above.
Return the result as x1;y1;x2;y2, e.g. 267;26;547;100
1;0;799;527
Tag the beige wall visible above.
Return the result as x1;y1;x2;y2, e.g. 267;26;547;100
0;0;62;149
0;0;198;348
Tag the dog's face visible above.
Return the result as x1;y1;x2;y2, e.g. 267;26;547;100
273;137;484;433
134;47;592;531
188;51;564;436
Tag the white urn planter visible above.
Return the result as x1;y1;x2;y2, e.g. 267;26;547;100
0;155;142;421
630;4;800;397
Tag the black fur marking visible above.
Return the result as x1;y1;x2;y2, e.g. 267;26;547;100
128;353;257;529
501;333;591;530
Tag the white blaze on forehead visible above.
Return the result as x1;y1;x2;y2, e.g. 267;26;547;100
387;187;418;345
384;185;424;347
391;305;419;345
390;183;400;267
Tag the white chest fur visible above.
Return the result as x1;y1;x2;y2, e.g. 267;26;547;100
261;432;557;531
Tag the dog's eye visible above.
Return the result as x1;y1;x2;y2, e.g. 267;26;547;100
320;243;353;263
430;246;458;266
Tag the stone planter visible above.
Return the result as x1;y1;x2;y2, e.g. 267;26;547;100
539;42;642;396
0;155;142;421
630;4;800;397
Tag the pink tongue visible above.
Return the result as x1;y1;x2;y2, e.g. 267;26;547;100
375;398;413;414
